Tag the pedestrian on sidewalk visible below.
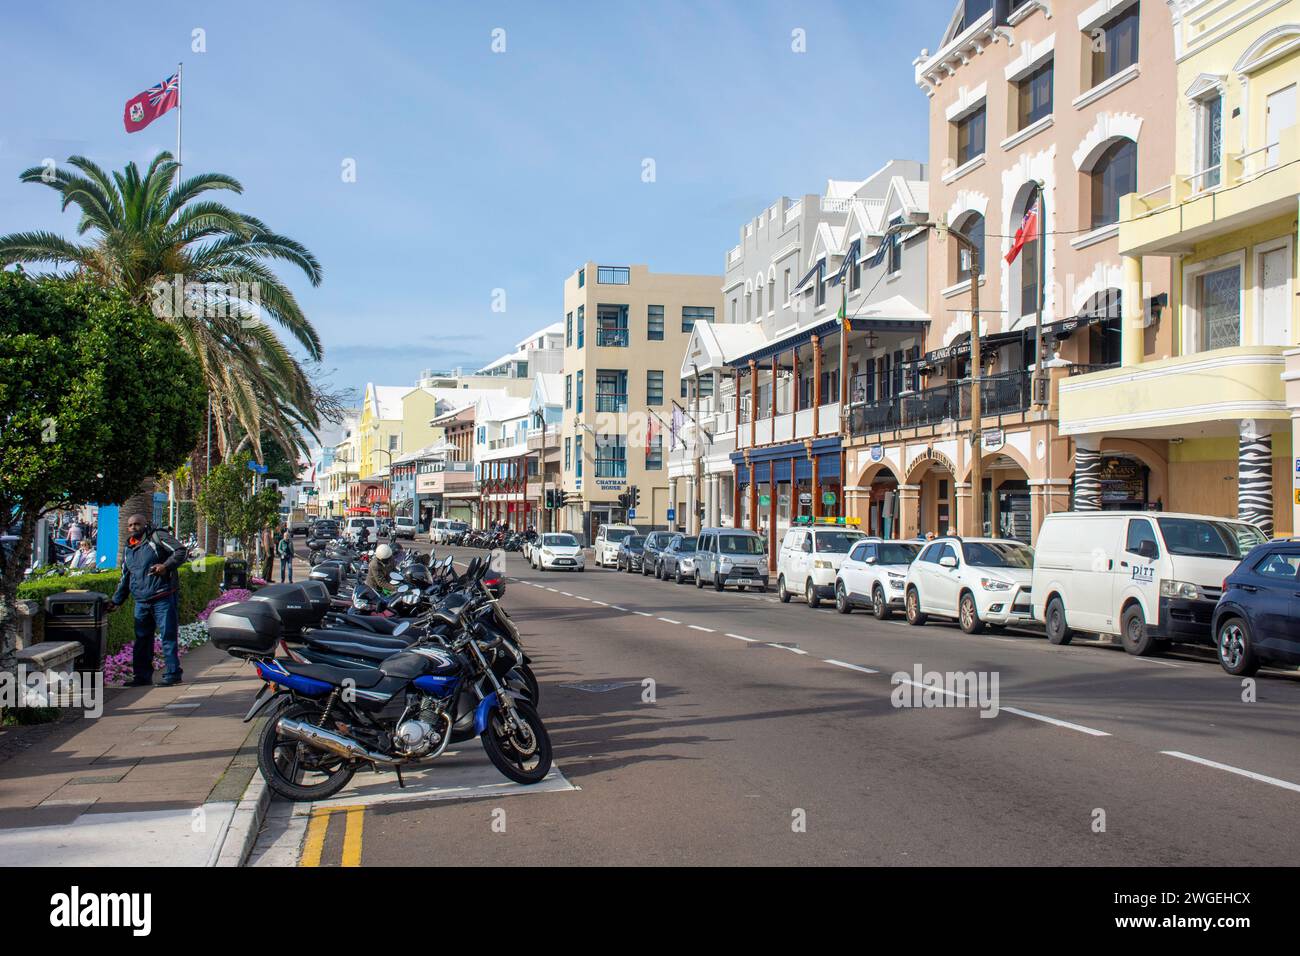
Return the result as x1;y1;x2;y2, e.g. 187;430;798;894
105;514;188;687
277;529;295;582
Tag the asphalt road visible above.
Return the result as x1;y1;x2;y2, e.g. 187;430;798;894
291;537;1300;866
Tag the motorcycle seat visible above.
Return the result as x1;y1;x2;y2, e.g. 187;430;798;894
279;660;386;688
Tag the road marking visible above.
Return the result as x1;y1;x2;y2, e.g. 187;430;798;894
824;659;879;674
1001;707;1111;737
530;583;544;589
726;633;757;642
299;811;330;867
634;611;653;617
771;644;808;655
560;592;573;597
1161;751;1300;793
610;606;628;612
574;595;590;601
591;600;608;606
545;588;558;592
688;624;715;632
658;617;681;625
341;807;364;867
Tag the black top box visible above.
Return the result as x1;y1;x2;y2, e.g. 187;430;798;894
209;600;281;654
250;583;319;632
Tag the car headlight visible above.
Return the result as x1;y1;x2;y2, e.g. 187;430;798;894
979;577;1012;591
719;557;732;568
814;560;834;570
542;549;553;557
681;557;694;568
1160;579;1201;600
887;574;905;588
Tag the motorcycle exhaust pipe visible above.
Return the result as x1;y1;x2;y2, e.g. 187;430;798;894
277;716;402;766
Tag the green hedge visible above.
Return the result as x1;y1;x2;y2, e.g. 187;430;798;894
18;558;227;654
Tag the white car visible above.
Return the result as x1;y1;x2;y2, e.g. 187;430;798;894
531;533;585;572
393;516;418;540
834;539;923;618
593;524;637;568
776;521;868;608
904;536;1035;633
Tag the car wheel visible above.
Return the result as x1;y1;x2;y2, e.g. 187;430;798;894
872;585;890;621
835;582;851;615
1045;596;1072;645
1216;616;1260;677
805;579;821;609
714;574;725;592
777;575;791;603
958;591;984;634
675;569;684;585
906;587;927;626
1120;605;1156;656
695;573;704;589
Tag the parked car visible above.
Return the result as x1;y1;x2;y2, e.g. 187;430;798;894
531;532;585;572
616;535;647;572
1213;540;1300;676
694;527;768;591
641;531;675;577
393;516;418;540
776;520;868;608
343;516;378;544
593;523;637;568
835;538;922;617
659;534;698;584
1031;511;1267;655
905;537;1035;633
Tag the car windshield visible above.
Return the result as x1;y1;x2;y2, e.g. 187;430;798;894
878;543;921;565
675;537;697;552
451;522;468;531
626;536;645;548
814;531;867;553
604;528;634;542
719;534;763;555
542;534;577;547
963;542;1034;568
1158;518;1266;559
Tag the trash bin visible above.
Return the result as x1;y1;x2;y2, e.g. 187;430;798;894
223;558;248;591
42;591;108;670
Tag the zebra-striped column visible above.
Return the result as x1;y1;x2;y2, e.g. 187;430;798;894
1073;438;1102;511
1238;422;1273;536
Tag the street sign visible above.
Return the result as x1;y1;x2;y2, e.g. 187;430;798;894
246;460;268;474
799;492;812;506
666;508;675;522
628;509;636;520
759;494;771;507
822;491;837;506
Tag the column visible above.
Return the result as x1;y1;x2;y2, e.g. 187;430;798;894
748;468;758;532
811;454;821;518
812;335;823;435
898;484;921;539
1121;255;1144;368
1238;420;1274;536
1072;437;1102;511
768;473;778;572
955;482;974;537
687;473;698;535
668;477;678;529
733;467;742;529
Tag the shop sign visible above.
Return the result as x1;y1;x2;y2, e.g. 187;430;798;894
799;492;812;506
822;491;837;506
869;445;884;463
981;428;1004;452
759;494;771;507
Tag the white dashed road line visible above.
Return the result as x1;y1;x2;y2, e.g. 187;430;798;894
658;617;681;625
1161;751;1300;793
771;644;808;655
726;633;758;642
1001;706;1110;737
634;611;653;617
688;625;715;633
824;659;879;674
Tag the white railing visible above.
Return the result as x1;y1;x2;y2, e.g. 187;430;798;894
785;201;802;225
728;245;743;265
820;196;854;214
1185;165;1222;194
1237;143;1280;181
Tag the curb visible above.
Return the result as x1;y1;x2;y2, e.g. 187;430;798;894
213;767;270;867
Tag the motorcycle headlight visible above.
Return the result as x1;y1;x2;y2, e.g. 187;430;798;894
1160;579;1201;600
979;577;1012;591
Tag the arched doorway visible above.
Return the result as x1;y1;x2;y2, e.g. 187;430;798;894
982;454;1033;542
906;450;959;538
855;462;903;539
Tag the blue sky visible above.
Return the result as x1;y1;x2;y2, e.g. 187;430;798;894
1;0;954;402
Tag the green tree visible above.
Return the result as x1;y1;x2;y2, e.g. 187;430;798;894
0;151;328;496
0;271;205;672
196;453;283;558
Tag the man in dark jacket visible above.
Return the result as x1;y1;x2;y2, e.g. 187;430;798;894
106;514;188;687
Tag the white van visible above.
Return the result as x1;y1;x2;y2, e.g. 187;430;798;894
777;520;867;607
593;523;637;568
343;516;378;544
1031;511;1268;655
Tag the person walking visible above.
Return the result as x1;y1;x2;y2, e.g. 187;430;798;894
67;520;84;548
277;529;295;582
105;514;188;687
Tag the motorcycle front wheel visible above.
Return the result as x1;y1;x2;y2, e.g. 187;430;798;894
257;700;357;802
480;699;552;785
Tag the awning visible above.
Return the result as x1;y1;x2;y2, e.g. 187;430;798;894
918;327;1026;367
726;317;842;368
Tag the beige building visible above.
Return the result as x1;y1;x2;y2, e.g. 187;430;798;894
559;262;721;540
851;0;1178;543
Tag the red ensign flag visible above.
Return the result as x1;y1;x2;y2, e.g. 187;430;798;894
123;73;180;133
1005;205;1039;264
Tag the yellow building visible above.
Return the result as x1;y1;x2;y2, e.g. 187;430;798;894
1059;1;1299;535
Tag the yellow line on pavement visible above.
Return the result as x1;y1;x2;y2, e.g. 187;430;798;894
300;810;330;867
341;806;365;867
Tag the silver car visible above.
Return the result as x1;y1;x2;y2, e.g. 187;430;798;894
694;528;768;592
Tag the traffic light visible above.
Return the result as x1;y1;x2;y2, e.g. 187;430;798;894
631;485;641;509
616;490;629;509
544;489;555;510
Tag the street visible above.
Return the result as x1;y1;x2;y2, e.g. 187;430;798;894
276;540;1300;866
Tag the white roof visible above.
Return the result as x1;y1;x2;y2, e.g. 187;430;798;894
516;322;564;350
681;322;769;376
478;442;530;463
475;392;531;424
852;294;930;323
365;384;408;420
532;372;563;408
825;178;867;199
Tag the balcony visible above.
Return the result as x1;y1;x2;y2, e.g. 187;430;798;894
596;328;629;347
737;401;841;449
595;392;628;413
1059;347;1288;438
1121;126;1298;257
848;371;1038;439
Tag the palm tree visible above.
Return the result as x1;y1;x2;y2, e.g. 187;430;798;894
0;152;325;547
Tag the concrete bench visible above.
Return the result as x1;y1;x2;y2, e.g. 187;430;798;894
16;641;83;672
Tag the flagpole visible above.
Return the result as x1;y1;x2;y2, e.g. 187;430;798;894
1032;180;1045;406
176;61;183;169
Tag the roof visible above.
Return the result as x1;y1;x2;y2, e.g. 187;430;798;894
365;384;408;420
515;322;564;350
532;373;563;408
477;442;530;463
680;321;768;376
475;392;531;424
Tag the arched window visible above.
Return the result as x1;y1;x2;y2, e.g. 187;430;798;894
955;212;985;283
1009;188;1042;319
1089;139;1137;229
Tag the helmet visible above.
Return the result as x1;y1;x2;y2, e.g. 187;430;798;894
375;544;393;560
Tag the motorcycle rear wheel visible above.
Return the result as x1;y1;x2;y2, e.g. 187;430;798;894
257;700;357;802
480;699;552;785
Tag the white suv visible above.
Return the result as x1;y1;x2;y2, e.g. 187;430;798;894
904;537;1035;633
594;524;637;568
776;521;868;608
834;539;922;618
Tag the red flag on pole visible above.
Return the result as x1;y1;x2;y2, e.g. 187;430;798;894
1004;205;1039;264
123;73;180;133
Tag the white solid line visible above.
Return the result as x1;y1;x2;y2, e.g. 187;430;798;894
658;617;681;625
634;611;653;617
824;659;879;674
1002;706;1111;737
726;633;757;642
688;624;715;632
1161;751;1300;794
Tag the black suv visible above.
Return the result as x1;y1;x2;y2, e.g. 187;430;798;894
1213;540;1300;676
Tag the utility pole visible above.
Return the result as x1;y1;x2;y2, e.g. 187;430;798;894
692;364;703;534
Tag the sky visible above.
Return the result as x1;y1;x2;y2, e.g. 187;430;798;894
0;0;955;404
